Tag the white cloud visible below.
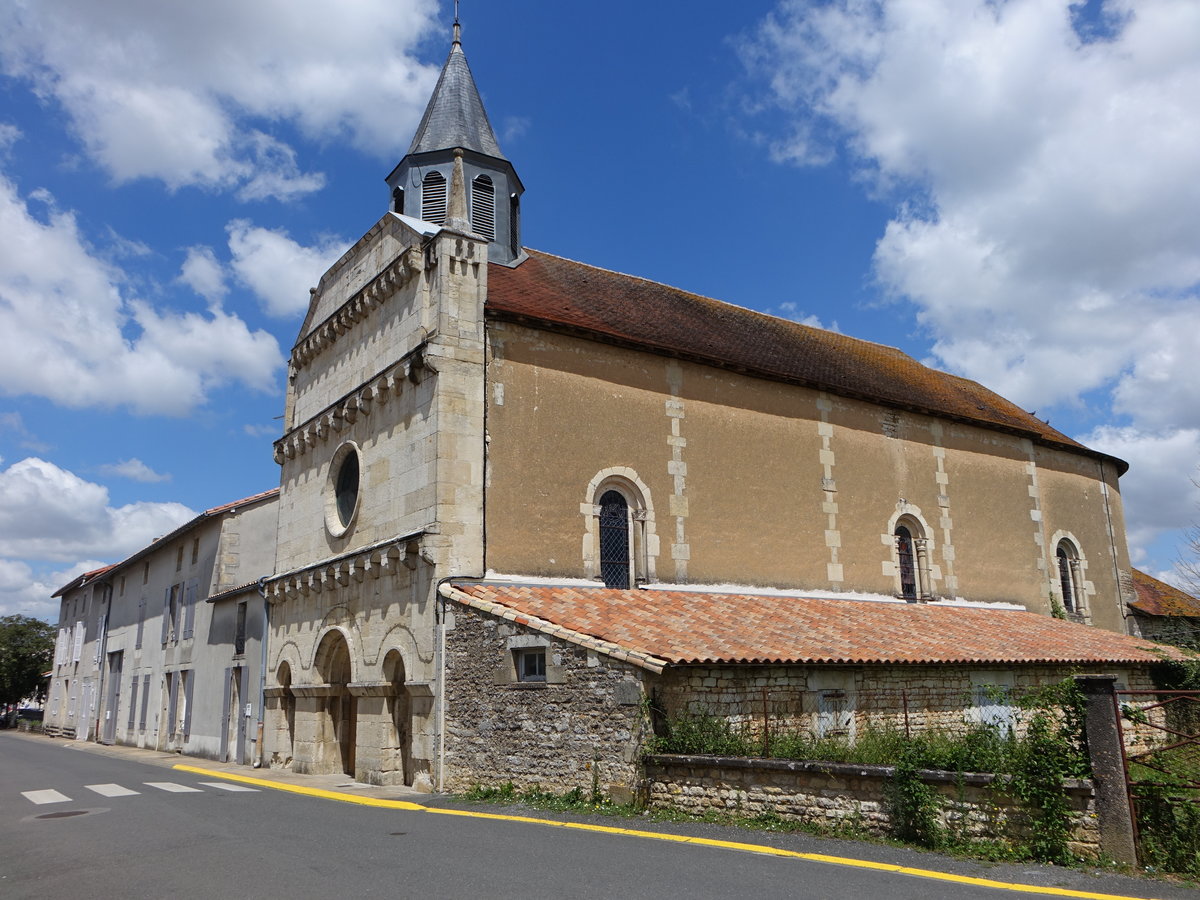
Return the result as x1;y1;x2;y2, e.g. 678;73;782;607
0;412;49;453
0;558;106;621
0;457;194;563
0;0;441;195
179;246;228;306
0;122;20;155
98;459;171;484
227;220;346;318
746;0;1200;421
0;174;284;414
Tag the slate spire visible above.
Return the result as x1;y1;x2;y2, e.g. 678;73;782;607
406;15;506;160
386;10;525;266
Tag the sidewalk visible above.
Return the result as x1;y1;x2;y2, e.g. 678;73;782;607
21;730;1200;900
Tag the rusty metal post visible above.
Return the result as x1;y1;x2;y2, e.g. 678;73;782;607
1076;675;1138;867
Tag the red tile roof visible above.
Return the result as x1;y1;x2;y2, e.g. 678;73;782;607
446;581;1184;670
488;251;1124;472
51;564;118;598
1130;569;1200;618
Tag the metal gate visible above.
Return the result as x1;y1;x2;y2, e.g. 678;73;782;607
1115;689;1200;874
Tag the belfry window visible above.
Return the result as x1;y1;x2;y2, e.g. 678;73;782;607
471;175;495;241
509;193;520;258
1057;541;1081;613
421;171;446;224
392;187;404;214
598;490;631;589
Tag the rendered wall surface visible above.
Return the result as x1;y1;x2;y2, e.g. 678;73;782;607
483;322;1135;630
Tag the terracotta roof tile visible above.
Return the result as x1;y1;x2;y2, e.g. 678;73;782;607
448;582;1183;668
487;251;1123;471
1130;568;1200;618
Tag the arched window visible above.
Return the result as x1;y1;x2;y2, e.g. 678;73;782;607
1057;540;1080;613
892;514;932;602
895;525;918;600
421;171;446;224
598;490;630;589
391;187;404;214
471;175;495;241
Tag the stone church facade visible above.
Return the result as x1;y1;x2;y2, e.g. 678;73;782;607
260;22;1163;794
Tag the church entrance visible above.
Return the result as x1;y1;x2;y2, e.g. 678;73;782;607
315;631;355;777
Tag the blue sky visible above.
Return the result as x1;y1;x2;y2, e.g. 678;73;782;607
2;0;1198;620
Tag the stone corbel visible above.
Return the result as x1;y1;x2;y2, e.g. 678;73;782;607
291;683;341;699
405;681;434;698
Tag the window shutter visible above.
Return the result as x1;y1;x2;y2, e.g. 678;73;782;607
167;674;179;735
128;677;138;731
139;674;150;730
421;171;446;224
220;667;232;760
471;176;495;241
183;582;196;640
136;598;145;650
72;621;84;662
160;589;171;644
94;614;106;665
182;672;194;740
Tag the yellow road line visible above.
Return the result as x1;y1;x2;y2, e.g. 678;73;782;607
173;765;1159;900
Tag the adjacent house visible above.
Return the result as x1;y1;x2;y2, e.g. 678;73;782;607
1127;568;1200;650
45;490;278;762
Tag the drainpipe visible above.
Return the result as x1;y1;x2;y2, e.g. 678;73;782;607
254;577;269;767
435;575;451;793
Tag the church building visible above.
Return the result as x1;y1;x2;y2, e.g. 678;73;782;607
261;19;1171;797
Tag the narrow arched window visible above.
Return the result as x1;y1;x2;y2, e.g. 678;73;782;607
392;187;404;214
598;490;630;589
1057;541;1079;612
471;175;495;241
421;171;446;224
895;525;917;600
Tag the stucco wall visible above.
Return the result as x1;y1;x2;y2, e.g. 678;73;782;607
484;322;1134;630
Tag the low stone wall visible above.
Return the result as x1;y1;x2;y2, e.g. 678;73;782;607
645;754;1100;858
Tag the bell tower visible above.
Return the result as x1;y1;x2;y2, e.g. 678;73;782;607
385;11;525;265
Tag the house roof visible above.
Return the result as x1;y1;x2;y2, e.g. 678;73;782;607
51;564;117;599
1130;568;1200;618
486;250;1125;472
407;34;505;160
444;581;1184;671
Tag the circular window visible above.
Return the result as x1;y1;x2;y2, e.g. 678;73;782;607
325;442;362;537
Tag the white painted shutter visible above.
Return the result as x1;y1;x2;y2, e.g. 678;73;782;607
182;672;194;740
138;674;151;730
72;622;84;662
182;582;196;640
161;589;171;644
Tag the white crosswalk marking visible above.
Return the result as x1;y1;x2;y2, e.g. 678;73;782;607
22;789;71;805
86;783;140;797
199;782;259;792
144;782;203;793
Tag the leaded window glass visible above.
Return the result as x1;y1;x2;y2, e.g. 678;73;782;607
599;490;630;589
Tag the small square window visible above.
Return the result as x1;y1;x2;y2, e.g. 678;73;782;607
516;648;546;683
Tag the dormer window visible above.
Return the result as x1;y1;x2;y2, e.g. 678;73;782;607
421;171;446;224
471;175;495;241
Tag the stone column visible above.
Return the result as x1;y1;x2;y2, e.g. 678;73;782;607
1075;675;1137;866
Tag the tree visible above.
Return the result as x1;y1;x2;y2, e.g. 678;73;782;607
0;615;55;711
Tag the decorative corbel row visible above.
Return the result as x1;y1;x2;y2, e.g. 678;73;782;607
273;347;427;465
265;538;423;604
291;245;423;373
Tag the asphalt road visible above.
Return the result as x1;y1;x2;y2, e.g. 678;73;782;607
2;731;1196;900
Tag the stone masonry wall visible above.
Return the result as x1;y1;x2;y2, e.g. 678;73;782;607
657;663;1155;741
443;605;651;801
646;755;1101;858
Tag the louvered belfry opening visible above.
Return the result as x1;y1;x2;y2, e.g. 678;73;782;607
421;171;447;224
471;175;495;241
598;490;631;589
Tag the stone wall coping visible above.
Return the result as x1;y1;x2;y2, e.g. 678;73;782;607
265;531;427;603
643;754;1093;794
